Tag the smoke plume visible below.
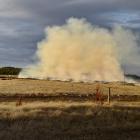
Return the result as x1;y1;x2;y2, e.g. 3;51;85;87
19;18;139;82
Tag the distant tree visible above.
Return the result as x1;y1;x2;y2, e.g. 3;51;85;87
0;67;21;75
125;74;140;81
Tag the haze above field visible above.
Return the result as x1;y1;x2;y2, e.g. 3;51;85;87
0;0;140;76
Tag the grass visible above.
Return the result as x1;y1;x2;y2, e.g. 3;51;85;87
0;79;140;96
0;101;139;140
0;79;139;139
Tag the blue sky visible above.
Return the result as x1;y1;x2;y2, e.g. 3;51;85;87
0;0;140;74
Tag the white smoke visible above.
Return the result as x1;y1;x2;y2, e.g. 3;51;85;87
19;18;140;82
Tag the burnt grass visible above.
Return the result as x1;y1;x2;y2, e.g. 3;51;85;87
0;105;139;140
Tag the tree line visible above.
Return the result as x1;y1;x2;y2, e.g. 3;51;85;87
0;67;21;75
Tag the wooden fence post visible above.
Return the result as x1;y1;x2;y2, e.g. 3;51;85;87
108;87;111;104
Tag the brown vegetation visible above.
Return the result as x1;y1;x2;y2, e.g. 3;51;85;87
0;79;140;96
0;101;139;140
0;79;139;140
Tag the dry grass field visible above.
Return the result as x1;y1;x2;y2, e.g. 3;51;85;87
0;78;140;96
0;78;139;140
